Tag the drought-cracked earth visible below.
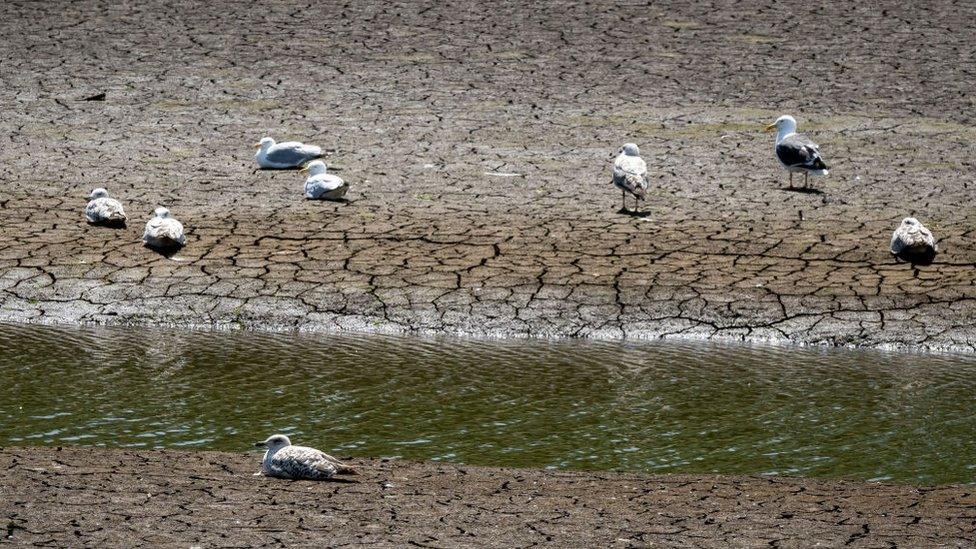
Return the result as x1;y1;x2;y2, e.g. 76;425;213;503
2;0;976;350
3;447;975;547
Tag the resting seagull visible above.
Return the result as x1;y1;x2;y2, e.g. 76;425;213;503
143;207;186;250
255;434;358;480
765;115;829;189
254;137;323;169
612;143;648;213
302;160;349;200
890;217;937;265
85;188;127;227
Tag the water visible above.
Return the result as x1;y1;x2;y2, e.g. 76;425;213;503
1;322;974;485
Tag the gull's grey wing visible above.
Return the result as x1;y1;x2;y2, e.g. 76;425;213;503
612;155;648;199
269;447;339;480
267;143;322;166
85;198;126;223
776;134;828;170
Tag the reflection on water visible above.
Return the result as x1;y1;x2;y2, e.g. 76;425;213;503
1;322;974;484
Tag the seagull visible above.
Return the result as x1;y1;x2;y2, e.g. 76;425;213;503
302;160;349;200
254;137;323;169
142;207;186;250
890;217;938;265
764;115;829;189
255;434;358;480
612;143;648;213
85;188;127;226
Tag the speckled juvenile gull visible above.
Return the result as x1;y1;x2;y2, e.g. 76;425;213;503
85;188;127;226
254;137;323;169
255;434;357;480
143;206;186;250
302;160;349;200
891;217;938;265
612;143;648;213
765;115;829;188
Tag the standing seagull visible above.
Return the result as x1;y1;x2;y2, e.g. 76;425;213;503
142;207;186;250
764;115;829;189
255;434;358;480
254;137;323;169
302;160;349;200
612;143;648;214
890;217;938;265
85;188;127;227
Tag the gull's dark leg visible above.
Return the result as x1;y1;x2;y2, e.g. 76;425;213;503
804;172;809;188
622;189;626;212
788;172;793;188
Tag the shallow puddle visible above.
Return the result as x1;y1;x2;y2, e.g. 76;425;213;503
1;322;974;484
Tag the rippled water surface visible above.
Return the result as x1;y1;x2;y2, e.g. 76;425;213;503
2;322;975;484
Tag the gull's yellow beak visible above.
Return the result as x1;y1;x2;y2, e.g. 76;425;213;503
763;123;776;132
253;142;262;148
299;165;310;173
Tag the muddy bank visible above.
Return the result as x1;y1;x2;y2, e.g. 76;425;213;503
1;447;973;547
2;0;976;350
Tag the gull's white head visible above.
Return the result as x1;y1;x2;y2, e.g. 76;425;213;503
302;160;328;175
90;188;109;199
153;206;171;219
620;143;640;157
901;217;920;227
256;137;275;150
765;115;797;135
255;434;292;451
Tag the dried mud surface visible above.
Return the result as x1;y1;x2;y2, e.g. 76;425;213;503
2;1;976;350
2;447;975;547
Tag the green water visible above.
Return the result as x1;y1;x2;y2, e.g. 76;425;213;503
1;322;974;485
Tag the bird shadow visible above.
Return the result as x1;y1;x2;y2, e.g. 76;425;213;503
253;167;302;173
88;220;127;230
780;187;824;195
145;243;183;259
617;208;651;218
894;249;937;268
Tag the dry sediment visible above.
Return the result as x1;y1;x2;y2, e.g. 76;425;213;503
1;1;976;350
2;447;974;547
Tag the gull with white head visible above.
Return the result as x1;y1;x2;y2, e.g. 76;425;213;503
143;207;186;250
890;217;938;265
254;137;323;169
255;434;358;480
611;143;648;214
764;115;829;189
301;160;349;200
85;188;127;226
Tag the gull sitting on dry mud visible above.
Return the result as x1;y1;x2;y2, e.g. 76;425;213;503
142;207;186;250
84;188;127;226
765;115;829;189
890;217;938;265
612;143;648;214
255;434;357;480
302;160;349;200
254;137;323;169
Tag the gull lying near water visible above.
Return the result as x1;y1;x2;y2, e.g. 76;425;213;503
765;115;829;189
85;188;127;226
256;434;357;480
254;137;323;169
891;217;938;265
143;207;186;250
302;160;348;200
612;143;648;213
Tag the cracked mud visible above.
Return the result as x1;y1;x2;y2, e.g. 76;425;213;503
2;1;976;350
3;447;975;547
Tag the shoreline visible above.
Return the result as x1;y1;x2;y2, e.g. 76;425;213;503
2;446;974;547
5;313;976;356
